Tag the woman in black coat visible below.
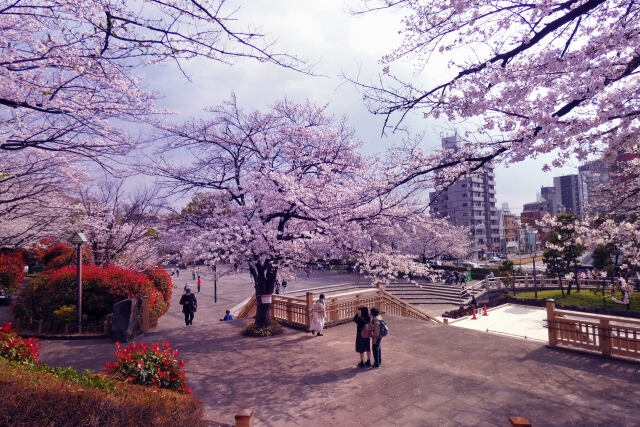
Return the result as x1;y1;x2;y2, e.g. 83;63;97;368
179;287;197;326
353;306;371;368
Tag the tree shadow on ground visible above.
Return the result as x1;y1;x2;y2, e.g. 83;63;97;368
522;345;640;379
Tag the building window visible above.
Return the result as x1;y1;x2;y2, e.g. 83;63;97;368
462;203;468;207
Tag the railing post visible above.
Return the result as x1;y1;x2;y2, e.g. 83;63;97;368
306;292;313;329
286;300;292;323
376;282;382;311
235;408;254;427
546;299;557;346
599;318;612;357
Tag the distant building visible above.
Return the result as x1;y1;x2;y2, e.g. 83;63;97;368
502;214;522;254
429;135;500;258
578;159;610;215
553;174;582;217
540;186;561;215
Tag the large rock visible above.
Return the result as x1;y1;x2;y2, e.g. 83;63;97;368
110;297;147;342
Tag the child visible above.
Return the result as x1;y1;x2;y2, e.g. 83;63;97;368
220;310;233;321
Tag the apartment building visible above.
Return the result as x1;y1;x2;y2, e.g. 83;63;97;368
429;135;501;258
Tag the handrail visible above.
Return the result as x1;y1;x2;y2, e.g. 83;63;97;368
546;299;640;361
236;285;439;325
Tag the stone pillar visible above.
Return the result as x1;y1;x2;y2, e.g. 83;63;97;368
546;299;557;346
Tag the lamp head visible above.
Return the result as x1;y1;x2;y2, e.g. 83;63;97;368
71;232;88;245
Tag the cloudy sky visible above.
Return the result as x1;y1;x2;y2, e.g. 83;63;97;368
142;0;577;212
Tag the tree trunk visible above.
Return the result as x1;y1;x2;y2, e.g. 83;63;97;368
255;300;271;328
249;260;278;328
574;263;580;292
557;271;565;298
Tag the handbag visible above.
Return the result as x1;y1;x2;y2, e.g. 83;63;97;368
361;322;373;339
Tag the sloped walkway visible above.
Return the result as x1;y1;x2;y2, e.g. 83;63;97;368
36;268;640;426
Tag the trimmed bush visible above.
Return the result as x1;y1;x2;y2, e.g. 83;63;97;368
0;252;25;294
0;322;40;365
0;358;204;426
14;264;169;327
103;342;191;394
140;265;173;304
241;320;284;337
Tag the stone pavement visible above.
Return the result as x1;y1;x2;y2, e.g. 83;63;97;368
30;267;640;425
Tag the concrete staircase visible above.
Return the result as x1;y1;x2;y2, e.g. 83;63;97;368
286;282;374;298
383;281;473;305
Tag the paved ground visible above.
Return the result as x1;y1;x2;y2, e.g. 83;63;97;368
451;304;549;342
10;267;640;426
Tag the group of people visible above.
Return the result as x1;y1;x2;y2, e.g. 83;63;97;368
274;280;288;295
308;294;386;369
353;306;385;368
444;271;467;286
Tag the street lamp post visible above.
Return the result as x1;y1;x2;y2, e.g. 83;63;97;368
213;264;218;303
70;232;88;334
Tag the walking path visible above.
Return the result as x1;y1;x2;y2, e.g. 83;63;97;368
23;267;640;425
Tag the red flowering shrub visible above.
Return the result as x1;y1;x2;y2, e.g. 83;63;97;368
39;242;93;270
102;342;190;394
14;264;169;325
0;252;25;293
139;266;173;304
0;322;40;364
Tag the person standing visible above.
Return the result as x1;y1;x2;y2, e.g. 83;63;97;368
353;306;372;368
310;294;326;336
197;276;202;293
281;280;287;295
179;287;197;326
192;270;196;280
176;267;180;277
370;307;383;368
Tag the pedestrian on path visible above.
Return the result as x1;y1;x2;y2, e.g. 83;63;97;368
220;310;233;321
281;280;287;295
197;276;202;293
176;267;180;277
370;307;384;368
192;270;196;280
353;306;372;368
179;287;197;326
310;294;326;336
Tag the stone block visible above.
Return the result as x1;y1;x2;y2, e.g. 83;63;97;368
110;297;144;342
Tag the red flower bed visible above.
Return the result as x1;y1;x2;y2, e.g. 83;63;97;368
139;266;173;304
14;265;168;325
0;252;25;294
102;342;190;394
0;322;40;364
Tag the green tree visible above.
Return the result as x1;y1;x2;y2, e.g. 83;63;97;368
542;214;585;297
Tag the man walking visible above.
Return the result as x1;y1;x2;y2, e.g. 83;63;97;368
179;287;197;326
197;275;202;293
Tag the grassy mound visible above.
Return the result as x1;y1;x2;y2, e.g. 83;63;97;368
517;289;640;311
240;320;284;337
0;358;204;426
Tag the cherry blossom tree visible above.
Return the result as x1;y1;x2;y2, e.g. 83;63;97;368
0;0;305;161
0;0;308;252
352;0;640;192
0;149;82;247
157;97;467;326
74;180;162;268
